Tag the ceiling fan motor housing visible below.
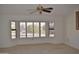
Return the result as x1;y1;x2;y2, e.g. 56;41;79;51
36;5;44;14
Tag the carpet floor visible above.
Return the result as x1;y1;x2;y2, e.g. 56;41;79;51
0;43;79;54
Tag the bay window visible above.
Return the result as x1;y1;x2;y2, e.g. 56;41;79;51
10;21;54;39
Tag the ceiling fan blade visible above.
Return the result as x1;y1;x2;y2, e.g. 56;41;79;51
42;9;51;13
29;10;38;14
44;8;53;10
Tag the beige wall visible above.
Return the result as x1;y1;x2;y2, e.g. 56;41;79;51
1;4;79;48
0;14;64;48
65;9;79;49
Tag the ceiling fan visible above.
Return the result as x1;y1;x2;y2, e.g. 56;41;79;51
28;4;53;14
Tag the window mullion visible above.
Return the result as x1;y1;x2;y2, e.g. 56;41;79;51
46;21;48;38
26;21;27;38
33;22;34;38
39;22;40;38
16;21;20;39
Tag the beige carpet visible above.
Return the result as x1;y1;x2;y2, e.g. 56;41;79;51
0;43;79;54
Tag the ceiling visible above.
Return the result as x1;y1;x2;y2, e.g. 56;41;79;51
0;4;79;17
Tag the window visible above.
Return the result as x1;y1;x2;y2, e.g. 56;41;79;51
40;22;46;37
76;11;79;30
20;22;26;38
10;21;54;39
27;22;33;37
11;21;16;39
34;22;39;37
49;22;55;37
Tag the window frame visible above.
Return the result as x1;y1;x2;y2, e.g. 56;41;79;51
33;22;40;38
10;20;17;39
10;20;55;39
19;21;27;38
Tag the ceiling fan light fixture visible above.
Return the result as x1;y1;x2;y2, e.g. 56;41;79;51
28;4;53;14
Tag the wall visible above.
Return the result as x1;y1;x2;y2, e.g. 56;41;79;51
1;5;79;48
0;15;3;47
65;9;79;49
0;13;64;48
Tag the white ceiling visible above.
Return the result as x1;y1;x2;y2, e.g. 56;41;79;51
0;4;79;17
